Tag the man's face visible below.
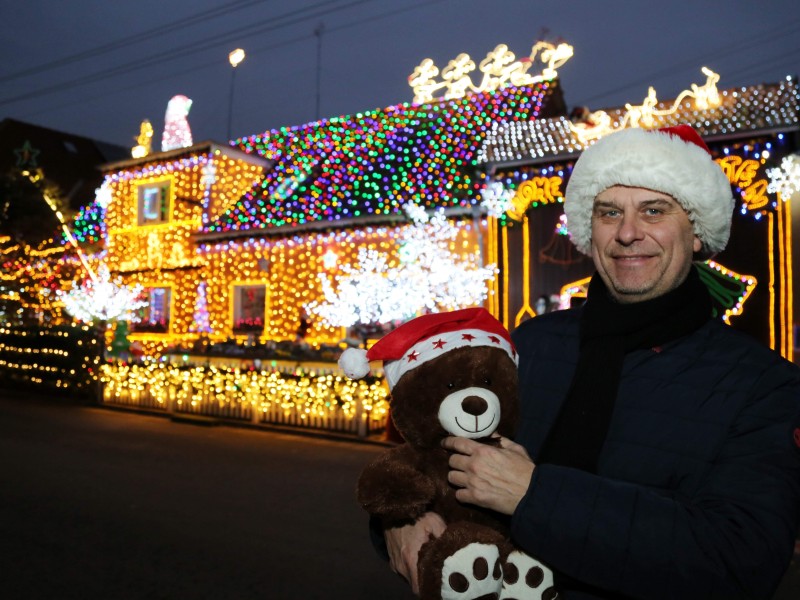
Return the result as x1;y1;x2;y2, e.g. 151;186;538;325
590;185;702;303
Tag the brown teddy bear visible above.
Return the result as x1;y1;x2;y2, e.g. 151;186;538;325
340;308;557;600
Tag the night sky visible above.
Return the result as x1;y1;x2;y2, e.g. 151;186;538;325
1;0;797;149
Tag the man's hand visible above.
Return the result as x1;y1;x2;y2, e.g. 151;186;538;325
442;435;535;515
384;511;446;595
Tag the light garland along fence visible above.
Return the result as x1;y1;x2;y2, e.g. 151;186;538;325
99;360;390;437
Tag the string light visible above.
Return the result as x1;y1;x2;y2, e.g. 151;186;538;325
99;360;389;433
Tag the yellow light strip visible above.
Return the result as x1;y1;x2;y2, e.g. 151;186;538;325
777;199;787;357
784;196;794;362
486;216;499;317
768;212;776;350
514;215;535;326
501;224;510;330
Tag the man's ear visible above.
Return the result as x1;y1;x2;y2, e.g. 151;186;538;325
692;235;703;254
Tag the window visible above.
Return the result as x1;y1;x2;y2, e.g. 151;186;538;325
137;181;170;226
233;285;266;334
131;287;171;333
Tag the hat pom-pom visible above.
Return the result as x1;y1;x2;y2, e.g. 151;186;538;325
338;348;370;379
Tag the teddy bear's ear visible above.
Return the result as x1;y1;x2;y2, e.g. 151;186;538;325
339;347;371;379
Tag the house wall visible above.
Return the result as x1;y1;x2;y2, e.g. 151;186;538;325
103;149;489;355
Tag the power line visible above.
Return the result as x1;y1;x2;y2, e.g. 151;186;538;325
0;0;267;84
11;0;448;128
0;0;369;107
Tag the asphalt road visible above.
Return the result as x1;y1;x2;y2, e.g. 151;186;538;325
0;390;414;600
1;390;798;600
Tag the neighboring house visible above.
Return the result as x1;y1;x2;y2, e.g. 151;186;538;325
0;119;127;323
0;118;127;213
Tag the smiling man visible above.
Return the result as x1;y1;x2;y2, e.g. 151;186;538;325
382;126;800;599
590;186;702;302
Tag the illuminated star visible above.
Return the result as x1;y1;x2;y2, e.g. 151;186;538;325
406;350;420;362
432;339;446;349
14;140;40;168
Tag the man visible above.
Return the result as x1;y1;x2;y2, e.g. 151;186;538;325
384;125;800;599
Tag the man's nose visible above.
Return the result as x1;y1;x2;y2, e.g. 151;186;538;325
616;213;644;245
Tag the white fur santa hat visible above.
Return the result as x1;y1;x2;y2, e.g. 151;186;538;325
338;307;516;389
564;125;734;256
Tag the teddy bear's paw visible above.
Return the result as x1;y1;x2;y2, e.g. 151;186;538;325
499;551;558;600
440;542;503;600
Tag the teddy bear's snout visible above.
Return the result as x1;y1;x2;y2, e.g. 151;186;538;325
438;387;501;438
461;395;488;416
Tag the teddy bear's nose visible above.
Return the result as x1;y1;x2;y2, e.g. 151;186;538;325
461;396;488;416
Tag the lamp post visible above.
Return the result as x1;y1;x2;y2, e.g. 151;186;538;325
227;48;246;140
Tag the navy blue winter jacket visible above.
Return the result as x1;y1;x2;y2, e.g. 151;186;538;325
511;308;800;599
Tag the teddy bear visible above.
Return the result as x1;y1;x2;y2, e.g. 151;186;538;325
339;307;557;600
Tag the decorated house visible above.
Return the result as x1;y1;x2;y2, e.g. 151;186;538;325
98;68;568;355
86;43;798;435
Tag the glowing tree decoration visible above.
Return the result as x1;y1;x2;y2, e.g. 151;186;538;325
311;248;411;326
307;204;495;327
767;155;800;198
480;181;514;217
190;281;212;333
161;95;194;152
59;263;147;324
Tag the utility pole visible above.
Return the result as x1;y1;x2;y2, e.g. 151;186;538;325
314;22;325;121
227;48;246;140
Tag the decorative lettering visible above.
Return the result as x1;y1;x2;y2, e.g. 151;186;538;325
716;156;769;211
507;176;563;220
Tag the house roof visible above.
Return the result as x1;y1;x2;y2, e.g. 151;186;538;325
200;80;566;237
478;77;800;167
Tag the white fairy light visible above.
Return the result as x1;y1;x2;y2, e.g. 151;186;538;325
480;181;514;217
59;263;147;323
306;203;495;328
767;155;800;198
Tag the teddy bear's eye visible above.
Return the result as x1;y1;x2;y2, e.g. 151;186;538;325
447;382;455;390
483;377;492;386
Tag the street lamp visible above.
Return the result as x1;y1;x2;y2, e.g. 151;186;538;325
227;48;246;140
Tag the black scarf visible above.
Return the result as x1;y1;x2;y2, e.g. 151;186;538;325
536;265;712;473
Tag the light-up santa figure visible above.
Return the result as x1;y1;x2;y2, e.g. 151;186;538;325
161;95;193;151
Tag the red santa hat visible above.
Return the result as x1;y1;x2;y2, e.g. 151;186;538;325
564;125;734;256
338;307;517;389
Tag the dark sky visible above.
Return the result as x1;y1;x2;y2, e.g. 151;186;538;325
1;0;798;150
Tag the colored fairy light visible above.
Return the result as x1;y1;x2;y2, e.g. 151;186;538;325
204;81;551;235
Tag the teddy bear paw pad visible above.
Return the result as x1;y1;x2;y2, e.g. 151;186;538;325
440;542;503;600
499;551;558;600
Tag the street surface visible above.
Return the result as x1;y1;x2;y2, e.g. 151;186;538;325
1;389;797;599
0;390;413;600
